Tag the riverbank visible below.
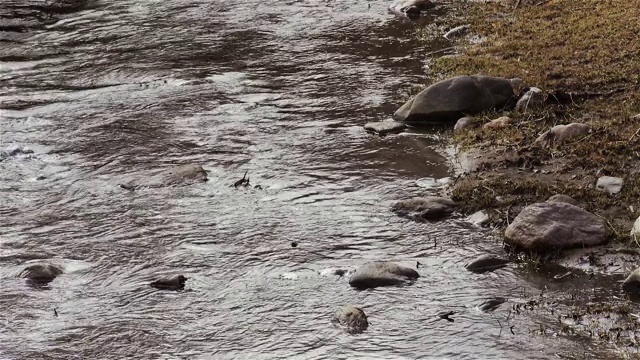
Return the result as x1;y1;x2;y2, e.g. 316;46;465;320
421;0;640;356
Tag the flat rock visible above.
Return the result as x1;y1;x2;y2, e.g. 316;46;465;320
364;121;407;135
631;216;640;239
515;87;545;112
596;176;623;195
349;261;419;289
504;202;606;250
391;196;456;220
393;76;520;126
483;116;512;129
546;194;578;206
535;123;591;146
332;305;368;334
465;254;511;273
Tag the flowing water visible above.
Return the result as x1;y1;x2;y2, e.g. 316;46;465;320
0;1;622;359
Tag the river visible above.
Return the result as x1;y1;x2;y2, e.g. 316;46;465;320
0;1;618;359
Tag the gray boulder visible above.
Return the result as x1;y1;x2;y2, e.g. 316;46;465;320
465;254;511;273
388;0;435;19
535;123;591;147
393;76;520;126
349;261;419;289
504;202;607;250
391;196;456;220
546;194;578;206
515;87;545;112
332;305;369;334
18;263;63;285
623;267;640;295
364;120;407;135
596;176;623;195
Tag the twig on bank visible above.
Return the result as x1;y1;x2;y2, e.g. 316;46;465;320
629;127;640;142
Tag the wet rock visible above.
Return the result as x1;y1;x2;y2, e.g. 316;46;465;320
631;216;640;239
466;210;490;226
150;275;187;291
453;116;479;132
391;196;456;220
622;267;640;295
332;305;368;334
595;176;623;195
388;0;435;19
18;263;63;285
444;25;469;40
363;120;407;135
349;261;419;289
547;194;578;206
437;310;456;322
483;116;512;129
393;76;520;126
504;202;607;250
478;297;507;312
465;254;511;273
0;145;34;160
120;164;208;190
415;177;450;189
534;123;591;147
515;87;545;112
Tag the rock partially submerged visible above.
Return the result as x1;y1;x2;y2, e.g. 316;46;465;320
535;123;591;147
388;0;435;19
332;305;368;334
393;76;520;126
596;176;623;195
364;121;407;135
349;261;419;289
465;254;511;273
150;275;187;291
478;297;506;312
391;196;456;221
120;164;208;190
18;263;63;285
504;202;607;251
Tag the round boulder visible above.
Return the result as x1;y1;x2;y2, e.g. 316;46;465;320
18;263;63;285
332;305;369;334
349;261;419;289
391;196;456;220
393;76;519;126
504;202;606;251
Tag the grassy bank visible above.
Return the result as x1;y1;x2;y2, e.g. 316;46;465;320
429;0;640;242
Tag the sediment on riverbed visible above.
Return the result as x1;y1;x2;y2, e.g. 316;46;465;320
426;0;640;243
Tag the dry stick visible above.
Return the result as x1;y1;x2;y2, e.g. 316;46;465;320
514;0;522;9
629;127;640;142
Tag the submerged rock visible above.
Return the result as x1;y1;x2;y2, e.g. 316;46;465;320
515;87;545;112
444;25;469;40
483;116;512;129
332;305;368;334
18;263;63;285
595;176;623;195
150;275;187;291
535;123;591;147
388;0;435;19
391;196;456;220
504;202;606;250
349;261;419;289
120;164;208;190
546;194;578;206
465;254;511;273
622;267;640;295
478;297;507;312
393;76;520;126
363;121;407;135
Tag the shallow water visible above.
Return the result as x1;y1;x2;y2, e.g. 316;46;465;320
0;1;623;359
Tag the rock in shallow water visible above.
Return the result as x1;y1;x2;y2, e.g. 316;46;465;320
332;305;368;334
391;196;456;221
18;263;63;285
388;0;435;19
595;176;623;195
363;121;407;135
465;254;511;273
150;275;187;291
349;261;419;289
504;202;606;251
466;210;490;227
478;297;507;312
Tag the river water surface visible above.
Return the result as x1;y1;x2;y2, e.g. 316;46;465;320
0;1;620;359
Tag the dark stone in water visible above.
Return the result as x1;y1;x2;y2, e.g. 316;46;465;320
391;196;456;221
437;310;456;322
349;261;419;289
18;263;63;286
465;254;511;273
150;275;187;291
478;297;507;312
332;305;368;334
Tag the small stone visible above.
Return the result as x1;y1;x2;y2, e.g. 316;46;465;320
291;242;298;248
630;216;640;239
150;275;187;291
444;25;469;39
332;305;368;334
465;254;511;273
483;116;512;129
623;267;640;295
546;194;578;206
466;210;490;226
391;196;456;221
535;123;591;147
364;121;407;135
454;117;478;132
349;261;419;289
515;87;545;112
596;176;623;195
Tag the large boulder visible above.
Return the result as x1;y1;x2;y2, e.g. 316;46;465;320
393;76;520;126
332;305;369;334
504;202;607;250
388;0;435;19
391;196;456;220
18;263;63;285
349;262;419;289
